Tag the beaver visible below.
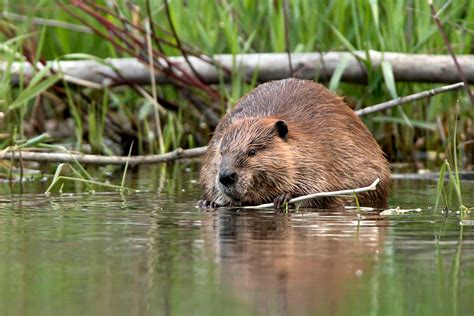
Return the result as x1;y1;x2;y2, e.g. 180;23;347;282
199;78;390;209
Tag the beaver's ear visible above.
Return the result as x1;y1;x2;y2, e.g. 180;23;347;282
275;120;288;139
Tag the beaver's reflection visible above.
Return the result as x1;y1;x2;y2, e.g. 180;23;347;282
210;208;386;315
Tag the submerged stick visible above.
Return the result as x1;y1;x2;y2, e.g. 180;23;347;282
0;147;208;166
243;178;380;209
355;82;465;116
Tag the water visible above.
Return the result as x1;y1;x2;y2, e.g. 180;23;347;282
0;165;473;316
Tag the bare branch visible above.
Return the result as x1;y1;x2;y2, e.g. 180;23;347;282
355;82;465;116
243;178;380;209
0;147;208;166
6;52;474;86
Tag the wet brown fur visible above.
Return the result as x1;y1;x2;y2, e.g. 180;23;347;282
200;79;391;208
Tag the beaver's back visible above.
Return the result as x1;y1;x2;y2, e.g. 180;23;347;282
220;79;375;155
227;79;341;123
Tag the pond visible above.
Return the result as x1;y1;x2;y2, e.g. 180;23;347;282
0;164;473;316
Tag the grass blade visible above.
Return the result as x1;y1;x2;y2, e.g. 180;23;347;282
434;160;447;212
381;61;397;99
16;133;50;148
45;163;65;195
329;53;350;91
381;60;413;128
121;141;134;190
9;73;62;110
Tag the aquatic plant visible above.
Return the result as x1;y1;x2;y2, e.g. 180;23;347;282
0;0;472;169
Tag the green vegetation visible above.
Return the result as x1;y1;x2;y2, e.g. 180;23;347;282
0;1;473;175
1;3;473;313
434;116;473;216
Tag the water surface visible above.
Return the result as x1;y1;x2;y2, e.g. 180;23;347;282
0;165;473;315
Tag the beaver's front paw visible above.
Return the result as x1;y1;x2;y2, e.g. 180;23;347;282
273;193;293;209
198;200;220;208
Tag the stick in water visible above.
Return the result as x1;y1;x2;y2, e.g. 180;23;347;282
243;178;380;209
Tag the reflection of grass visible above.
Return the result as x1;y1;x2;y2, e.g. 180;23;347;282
435;191;465;316
433;116;469;316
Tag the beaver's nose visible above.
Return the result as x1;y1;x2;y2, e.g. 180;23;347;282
219;170;237;186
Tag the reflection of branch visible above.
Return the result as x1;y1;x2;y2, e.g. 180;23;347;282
244;178;380;209
356;82;465;116
1;147;208;166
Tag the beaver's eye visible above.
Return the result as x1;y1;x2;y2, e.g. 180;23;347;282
248;149;257;157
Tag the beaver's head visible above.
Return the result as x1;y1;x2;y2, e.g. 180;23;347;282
215;117;296;205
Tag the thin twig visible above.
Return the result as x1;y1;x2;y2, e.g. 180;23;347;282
428;0;474;105
355;82;465;116
78;0;222;100
68;1;198;89
144;17;165;154
95;0;232;76
89;61;180;111
243;178;380;209
163;0;207;83
0;12;93;33
282;0;293;76
0;147;208;165
133;84;167;115
145;0;171;71
67;8;210;108
62;74;104;89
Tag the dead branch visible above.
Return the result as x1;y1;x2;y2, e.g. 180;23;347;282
243;178;380;209
0;147;208;166
355;82;465;116
5;51;474;87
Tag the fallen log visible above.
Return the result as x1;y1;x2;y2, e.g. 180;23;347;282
4;51;474;87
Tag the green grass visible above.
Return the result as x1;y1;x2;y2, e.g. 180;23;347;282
0;0;473;170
